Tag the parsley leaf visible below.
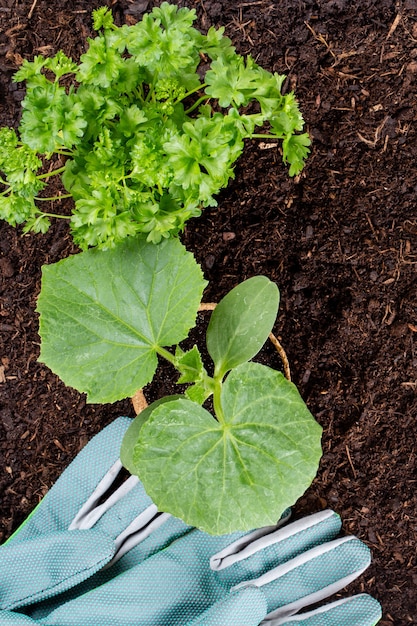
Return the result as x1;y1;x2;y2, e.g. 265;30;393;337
0;2;310;247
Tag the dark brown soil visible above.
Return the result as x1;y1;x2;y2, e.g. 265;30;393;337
1;1;416;623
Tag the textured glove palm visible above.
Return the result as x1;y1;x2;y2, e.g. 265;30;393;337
0;417;381;625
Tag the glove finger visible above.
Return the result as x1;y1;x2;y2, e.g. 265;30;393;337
7;417;133;544
1;418;182;615
0;611;37;624
233;536;371;621
211;510;342;586
187;586;268;626
67;459;191;565
40;528;249;625
25;515;190;622
68;460;154;539
0;530;114;610
262;594;382;626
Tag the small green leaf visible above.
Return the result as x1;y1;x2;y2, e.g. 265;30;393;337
175;345;213;404
175;345;205;384
283;132;311;177
92;6;115;31
206;276;279;377
13;56;48;84
133;361;322;534
37;236;207;403
44;51;78;80
22;214;51;234
185;380;213;405
205;54;261;108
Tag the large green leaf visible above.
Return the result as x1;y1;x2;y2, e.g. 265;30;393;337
120;396;183;475
206;276;279;377
133;361;322;534
37;236;207;403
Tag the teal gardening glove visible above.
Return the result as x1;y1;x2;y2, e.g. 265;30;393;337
0;417;190;615
0;418;382;625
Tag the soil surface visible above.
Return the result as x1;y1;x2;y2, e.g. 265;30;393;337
1;1;416;623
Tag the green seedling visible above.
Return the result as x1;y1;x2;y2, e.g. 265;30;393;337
37;235;322;534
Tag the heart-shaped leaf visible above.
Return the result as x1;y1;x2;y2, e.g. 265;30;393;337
37;236;207;403
133;361;322;534
206;276;279;377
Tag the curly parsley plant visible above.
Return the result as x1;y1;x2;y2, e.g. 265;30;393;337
0;3;310;248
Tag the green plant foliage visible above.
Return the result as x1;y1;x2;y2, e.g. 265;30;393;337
0;3;310;249
120;395;182;475
129;363;322;534
36;236;207;403
206;276;279;377
37;238;322;533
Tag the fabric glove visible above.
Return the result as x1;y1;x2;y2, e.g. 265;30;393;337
0;417;382;625
3;509;381;625
0;417;189;615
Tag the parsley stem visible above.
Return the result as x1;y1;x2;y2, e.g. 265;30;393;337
37;166;67;180
184;96;210;115
36;211;71;219
251;134;281;139
182;82;208;101
34;194;72;202
145;87;154;103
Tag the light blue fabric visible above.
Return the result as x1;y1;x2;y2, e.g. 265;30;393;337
188;587;268;626
0;612;37;624
251;537;371;616
1;417;190;616
213;510;342;587
3;509;380;625
6;418;133;545
0;530;114;610
0;417;382;625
